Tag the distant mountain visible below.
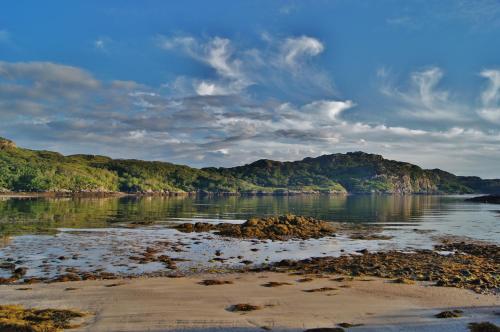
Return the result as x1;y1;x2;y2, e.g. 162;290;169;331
0;137;499;194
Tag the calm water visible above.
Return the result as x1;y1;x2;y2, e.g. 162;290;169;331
0;195;498;280
0;194;498;241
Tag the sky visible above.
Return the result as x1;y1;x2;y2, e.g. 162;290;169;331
0;0;500;177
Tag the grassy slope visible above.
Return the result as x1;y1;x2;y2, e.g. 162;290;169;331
0;138;498;194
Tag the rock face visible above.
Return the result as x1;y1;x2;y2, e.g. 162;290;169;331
465;195;500;204
0;137;16;150
175;215;336;240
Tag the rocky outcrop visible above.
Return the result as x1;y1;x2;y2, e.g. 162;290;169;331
0;137;16;150
266;242;499;294
175;215;336;240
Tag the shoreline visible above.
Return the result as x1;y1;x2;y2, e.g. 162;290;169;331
1;272;498;331
0;191;485;199
0;213;498;331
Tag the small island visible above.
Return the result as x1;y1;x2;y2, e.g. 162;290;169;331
466;195;500;204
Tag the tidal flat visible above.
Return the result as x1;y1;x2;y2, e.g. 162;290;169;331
0;195;498;331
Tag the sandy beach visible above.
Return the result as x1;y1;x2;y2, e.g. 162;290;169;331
1;271;498;331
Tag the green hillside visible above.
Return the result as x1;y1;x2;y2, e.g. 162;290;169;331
212;152;486;194
0;137;498;194
0;137;257;193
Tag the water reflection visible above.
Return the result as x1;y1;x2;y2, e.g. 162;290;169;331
0;194;474;236
0;194;498;278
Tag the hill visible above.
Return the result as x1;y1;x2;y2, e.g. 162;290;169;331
211;152;499;194
0;137;498;194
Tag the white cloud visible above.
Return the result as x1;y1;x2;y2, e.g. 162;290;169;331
380;67;470;122
95;39;105;49
282;36;324;68
213;148;229;155
478;108;500;123
479;70;500;105
93;37;116;54
157;33;334;98
477;69;500;123
204;37;240;79
157;36;242;80
301;100;355;122
195;81;217;96
0;61;99;89
157;36;197;52
411;67;447;107
194;81;229;96
157;35;251;95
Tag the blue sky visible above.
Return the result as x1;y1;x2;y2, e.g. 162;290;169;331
1;1;500;177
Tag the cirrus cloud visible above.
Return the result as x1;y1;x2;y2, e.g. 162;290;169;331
477;69;500;124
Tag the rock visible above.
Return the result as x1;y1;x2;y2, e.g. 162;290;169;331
261;281;292;287
0;262;15;270
338;323;364;328
23;278;42;284
275;259;295;267
393;277;415;285
265;242;499;294
228;303;262;312
435;310;463;318
349;234;393;240
176;223;195;232
0;277;17;284
54;273;81;282
13;267;28;278
468;322;500;332
304;329;345;332
176;222;215;233
0;304;86;331
0;137;16;149
303;287;336;293
175;215;336;240
199;279;233;286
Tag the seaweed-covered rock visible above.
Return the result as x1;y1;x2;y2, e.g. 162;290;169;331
0;304;86;331
176;215;336;240
228;303;261;312
435;310;463;318
199;279;233;286
265;242;499;294
468;322;500;332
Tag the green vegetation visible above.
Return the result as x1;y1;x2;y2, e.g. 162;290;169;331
0;304;86;331
213;152;499;194
0;137;258;193
0;140;119;193
0;137;498;194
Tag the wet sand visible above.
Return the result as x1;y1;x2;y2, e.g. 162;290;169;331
0;272;498;331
